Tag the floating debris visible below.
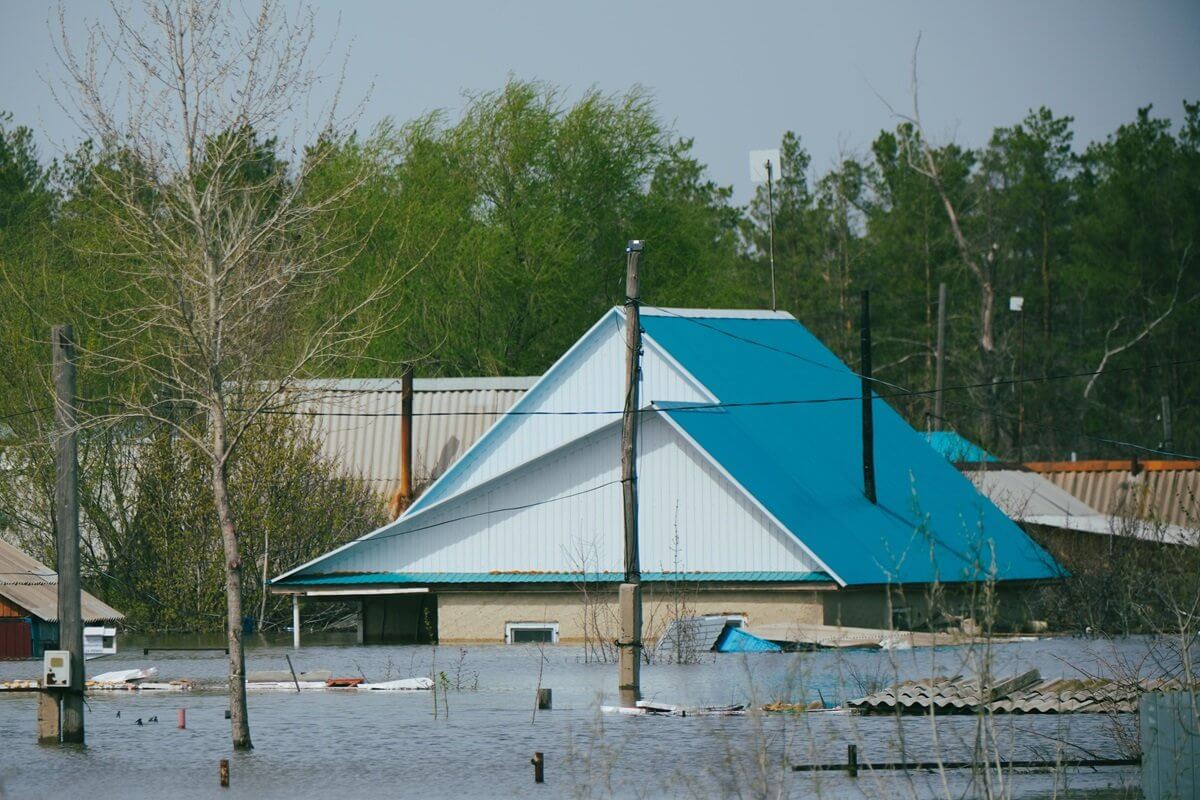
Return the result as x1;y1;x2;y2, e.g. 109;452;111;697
601;700;745;717
848;670;1184;715
714;627;782;653
356;677;433;691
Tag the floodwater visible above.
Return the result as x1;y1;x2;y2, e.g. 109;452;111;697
0;633;1151;799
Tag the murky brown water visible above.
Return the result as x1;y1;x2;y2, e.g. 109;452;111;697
0;634;1146;798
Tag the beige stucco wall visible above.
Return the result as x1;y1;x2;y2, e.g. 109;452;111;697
435;587;825;644
821;584;1043;630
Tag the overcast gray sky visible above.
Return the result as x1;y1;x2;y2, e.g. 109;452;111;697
2;1;1197;203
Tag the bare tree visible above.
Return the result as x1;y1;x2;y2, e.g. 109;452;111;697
1083;242;1193;398
53;0;400;748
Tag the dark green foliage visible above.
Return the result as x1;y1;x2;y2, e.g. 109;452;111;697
1;416;387;632
2;87;1200;630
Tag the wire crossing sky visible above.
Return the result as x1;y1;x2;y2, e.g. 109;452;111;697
2;1;1196;204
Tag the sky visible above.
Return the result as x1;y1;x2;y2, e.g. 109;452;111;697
1;1;1197;204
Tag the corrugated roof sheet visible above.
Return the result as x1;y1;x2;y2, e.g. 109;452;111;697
275;570;832;586
283;377;536;496
849;673;1182;715
1028;460;1200;530
965;468;1195;545
642;313;1060;586
0;539;125;622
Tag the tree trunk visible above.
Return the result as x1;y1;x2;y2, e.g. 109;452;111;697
978;251;998;445
210;411;252;750
1041;218;1052;342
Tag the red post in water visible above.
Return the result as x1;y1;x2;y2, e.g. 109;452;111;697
178;708;186;729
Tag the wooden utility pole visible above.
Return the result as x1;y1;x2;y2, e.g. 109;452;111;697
1161;395;1173;452
1016;302;1026;462
52;324;84;743
400;366;414;501
933;282;947;432
860;292;877;504
619;239;644;709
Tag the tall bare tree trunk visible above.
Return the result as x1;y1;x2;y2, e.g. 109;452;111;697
1041;218;1052;342
211;411;252;750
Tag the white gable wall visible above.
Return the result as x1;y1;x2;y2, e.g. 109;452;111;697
310;413;821;576
407;309;711;517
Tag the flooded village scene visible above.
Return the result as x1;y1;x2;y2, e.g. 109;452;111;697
1;2;1198;798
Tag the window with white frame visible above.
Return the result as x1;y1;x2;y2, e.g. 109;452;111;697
505;621;559;644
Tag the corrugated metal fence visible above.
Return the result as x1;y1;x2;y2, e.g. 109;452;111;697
1141;691;1199;800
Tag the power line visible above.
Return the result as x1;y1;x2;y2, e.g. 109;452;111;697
0;406;50;422
223;355;1200;419
295;479;625;551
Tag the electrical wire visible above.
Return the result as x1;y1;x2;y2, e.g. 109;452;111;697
324;478;624;549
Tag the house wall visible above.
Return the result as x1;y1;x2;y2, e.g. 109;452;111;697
0;595;27;617
317;415;822;577
409;309;710;514
434;587;824;643
822;585;1044;631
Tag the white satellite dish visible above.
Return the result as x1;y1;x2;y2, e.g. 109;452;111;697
749;149;782;183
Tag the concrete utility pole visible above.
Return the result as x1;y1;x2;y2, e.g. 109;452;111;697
619;239;644;709
933;282;947;432
860;292;876;504
52;324;84;743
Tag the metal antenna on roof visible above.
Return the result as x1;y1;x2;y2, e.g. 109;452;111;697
766;160;777;312
619;239;644;710
750;149;781;312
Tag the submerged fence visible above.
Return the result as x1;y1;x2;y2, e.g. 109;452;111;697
1141;692;1199;800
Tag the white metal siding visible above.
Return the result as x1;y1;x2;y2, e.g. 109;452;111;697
314;414;819;576
413;311;710;512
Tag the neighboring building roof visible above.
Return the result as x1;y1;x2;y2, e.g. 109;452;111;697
276;308;1061;589
914;436;1196;545
0;539;125;622
282;377;537;496
1027;460;1200;530
925;431;998;463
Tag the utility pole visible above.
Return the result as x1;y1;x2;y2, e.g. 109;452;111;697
766;160;777;312
619;239;644;709
1010;296;1026;462
1161;395;1173;452
933;282;947;432
860;291;876;504
400;366;414;503
52;324;84;743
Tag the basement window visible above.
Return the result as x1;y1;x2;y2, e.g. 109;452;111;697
505;622;559;645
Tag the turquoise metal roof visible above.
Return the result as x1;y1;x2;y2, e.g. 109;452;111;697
643;314;1061;586
274;571;832;587
926;431;999;463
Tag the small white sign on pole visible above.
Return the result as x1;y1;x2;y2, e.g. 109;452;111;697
749;149;782;183
1009;296;1025;312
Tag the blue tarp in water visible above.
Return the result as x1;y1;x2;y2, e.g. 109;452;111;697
713;626;782;653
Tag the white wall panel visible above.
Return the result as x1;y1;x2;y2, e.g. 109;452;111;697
411;310;710;514
314;414;819;576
